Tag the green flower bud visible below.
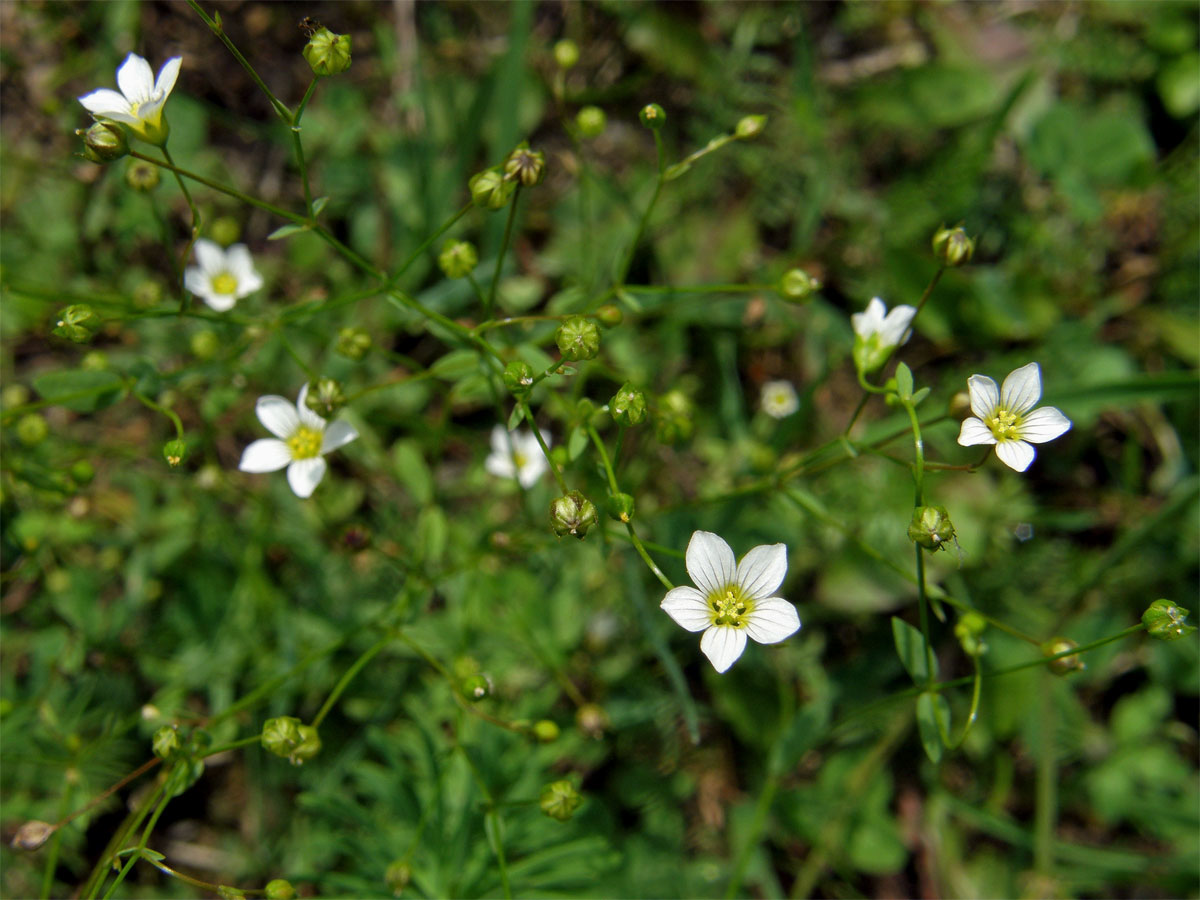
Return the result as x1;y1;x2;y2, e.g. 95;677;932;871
152;725;183;759
595;304;623;326
654;390;693;445
124;158;160;192
210;216;241;247
262;716;317;764
2;384;30;409
163;440;187;468
947;390;971;419
639;103;666;129
953;612;988;658
532;719;560;743
931;225;975;268
80;350;108;371
607;492;635;523
469;169;516;210
1042;638;1085;676
504;143;546;187
385;860;412;896
553;39;580;69
132;280;163;309
778;268;821;302
555;316;600;361
217;887;246;900
304;377;346;418
264;879;296;900
438;239;478;279
70;460;95;486
908;506;955;552
11;820;55;851
78;122;128;163
540;779;582;822
53;304;101;344
735;114;767;139
303;27;352;76
576;106;607;138
575;703;609;739
503;360;535;397
336;327;372;361
550;490;598;539
16;413;48;447
461;673;492;700
190;329;220;360
1142;599;1196;641
290;724;321;765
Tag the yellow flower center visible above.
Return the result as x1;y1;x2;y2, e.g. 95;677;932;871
986;407;1020;441
709;585;752;628
512;451;527;469
287;426;323;460
211;272;239;295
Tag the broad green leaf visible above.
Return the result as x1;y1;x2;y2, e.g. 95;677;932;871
32;368;124;412
567;425;589;461
892;616;936;683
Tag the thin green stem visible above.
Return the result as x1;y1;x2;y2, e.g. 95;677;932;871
626;523;673;591
129;150;298;222
916;548;936;690
160;145;200;312
616;168;664;288
390;203;473;287
39;783;73;900
132;390;184;441
487;187;523;317
310;634;393;729
1034;671;1056;875
519;403;567;492
187;0;293;122
100;783;171;900
585;423;620;494
291;125;314;213
294;77;319;126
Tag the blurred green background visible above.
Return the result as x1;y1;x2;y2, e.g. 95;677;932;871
2;1;1197;897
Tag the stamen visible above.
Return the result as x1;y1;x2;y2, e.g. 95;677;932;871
287;426;323;460
987;408;1019;440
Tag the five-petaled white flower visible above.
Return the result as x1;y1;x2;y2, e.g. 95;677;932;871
238;384;359;498
78;52;182;146
851;296;917;374
485;425;550;488
661;531;801;673
956;362;1071;472
761;380;799;419
184;239;264;312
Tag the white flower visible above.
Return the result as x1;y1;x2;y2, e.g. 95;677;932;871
761;380;799;419
485;425;549;488
956;362;1072;472
238;384;359;498
661;531;801;673
78;53;182;146
851;296;917;373
184;239;264;312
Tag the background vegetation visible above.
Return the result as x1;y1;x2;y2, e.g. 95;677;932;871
1;1;1197;897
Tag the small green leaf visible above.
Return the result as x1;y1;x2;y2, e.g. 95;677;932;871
916;692;949;763
615;288;643;312
429;349;479;380
892;616;936;683
911;386;930;407
507;404;525;431
567;426;589;461
894;363;914;402
392;440;433;505
32;369;125;413
268;223;310;240
311;196;329;216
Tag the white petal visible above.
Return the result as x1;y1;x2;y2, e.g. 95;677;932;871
295;384;326;431
1000;362;1042;415
321;420;359;454
153;57;182;99
256;394;299;439
966;374;998;419
517;454;548;488
1019;406;1071;444
116;53;155;104
880;304;917;346
700;626;747;673
78;88;133;116
995;440;1035;472
851;297;886;338
957;417;996;447
685;531;736;596
745;598;801;645
183;267;208;297
202;291;236;312
225;245;261;292
238;438;291;472
287;457;327;498
485;452;516;480
192;238;226;276
735;543;787;599
660;586;712;632
490;425;510;456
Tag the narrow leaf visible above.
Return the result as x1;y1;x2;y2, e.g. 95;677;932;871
268;223;309;240
892;616;936;683
916;692;948;763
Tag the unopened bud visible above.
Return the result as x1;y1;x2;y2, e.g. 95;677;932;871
735;115;767;139
555;317;600;361
931;225;975;268
305;377;346;418
265;879;296;900
532;719;559;743
438;240;478;279
595;304;623;326
263;716;319;764
610;384;646;426
1042;638;1085;676
504;143;546;187
576;106;606;138
70;460;95;486
461;673;492;701
575;703;609;739
540;780;582;822
78;122;128;163
303;27;352;76
953;612;988;657
553;39;580;69
607;492;635;523
336;327;372;361
11;820;54;851
124;158;160;192
152;724;183;759
210;216;241;247
550;490;598;539
948;390;971;418
503;360;535;397
654;390;694;445
1142;599;1196;641
908;506;955;552
190;329;220;360
779;268;821;302
639;103;666;129
385;860;412;896
16;414;48;447
53;304;101;343
469;169;515;210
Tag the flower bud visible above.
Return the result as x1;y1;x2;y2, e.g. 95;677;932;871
947;390;971;418
555;316;600;361
262;716;302;758
78;122;128;163
595;304;623;326
469;169;516;210
654;390;693;445
908;506;955;552
303;27;352;76
461;673;492;701
931;225;975;268
607;492;635;523
336;327;372;361
553;39;580;69
210;216;241;247
80;350;108;371
639;103;666;129
735;115;767;139
124;158;161;192
778;268;821;302
1142;599;1195;640
575;703;609;739
16;414;48;447
191;329;220;360
503;360;535;397
504;143;546;187
161;438;186;469
532;719;560;743
550;490;598;539
953;612;988;658
610;384;647;426
385;860;412;896
53;304;101;343
438;239;478;279
265;880;295;900
540;780;582;822
152;725;183;759
70;460;95;486
1042;638;1085;676
305;377;346;418
576;106;607;138
11;820;54;851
